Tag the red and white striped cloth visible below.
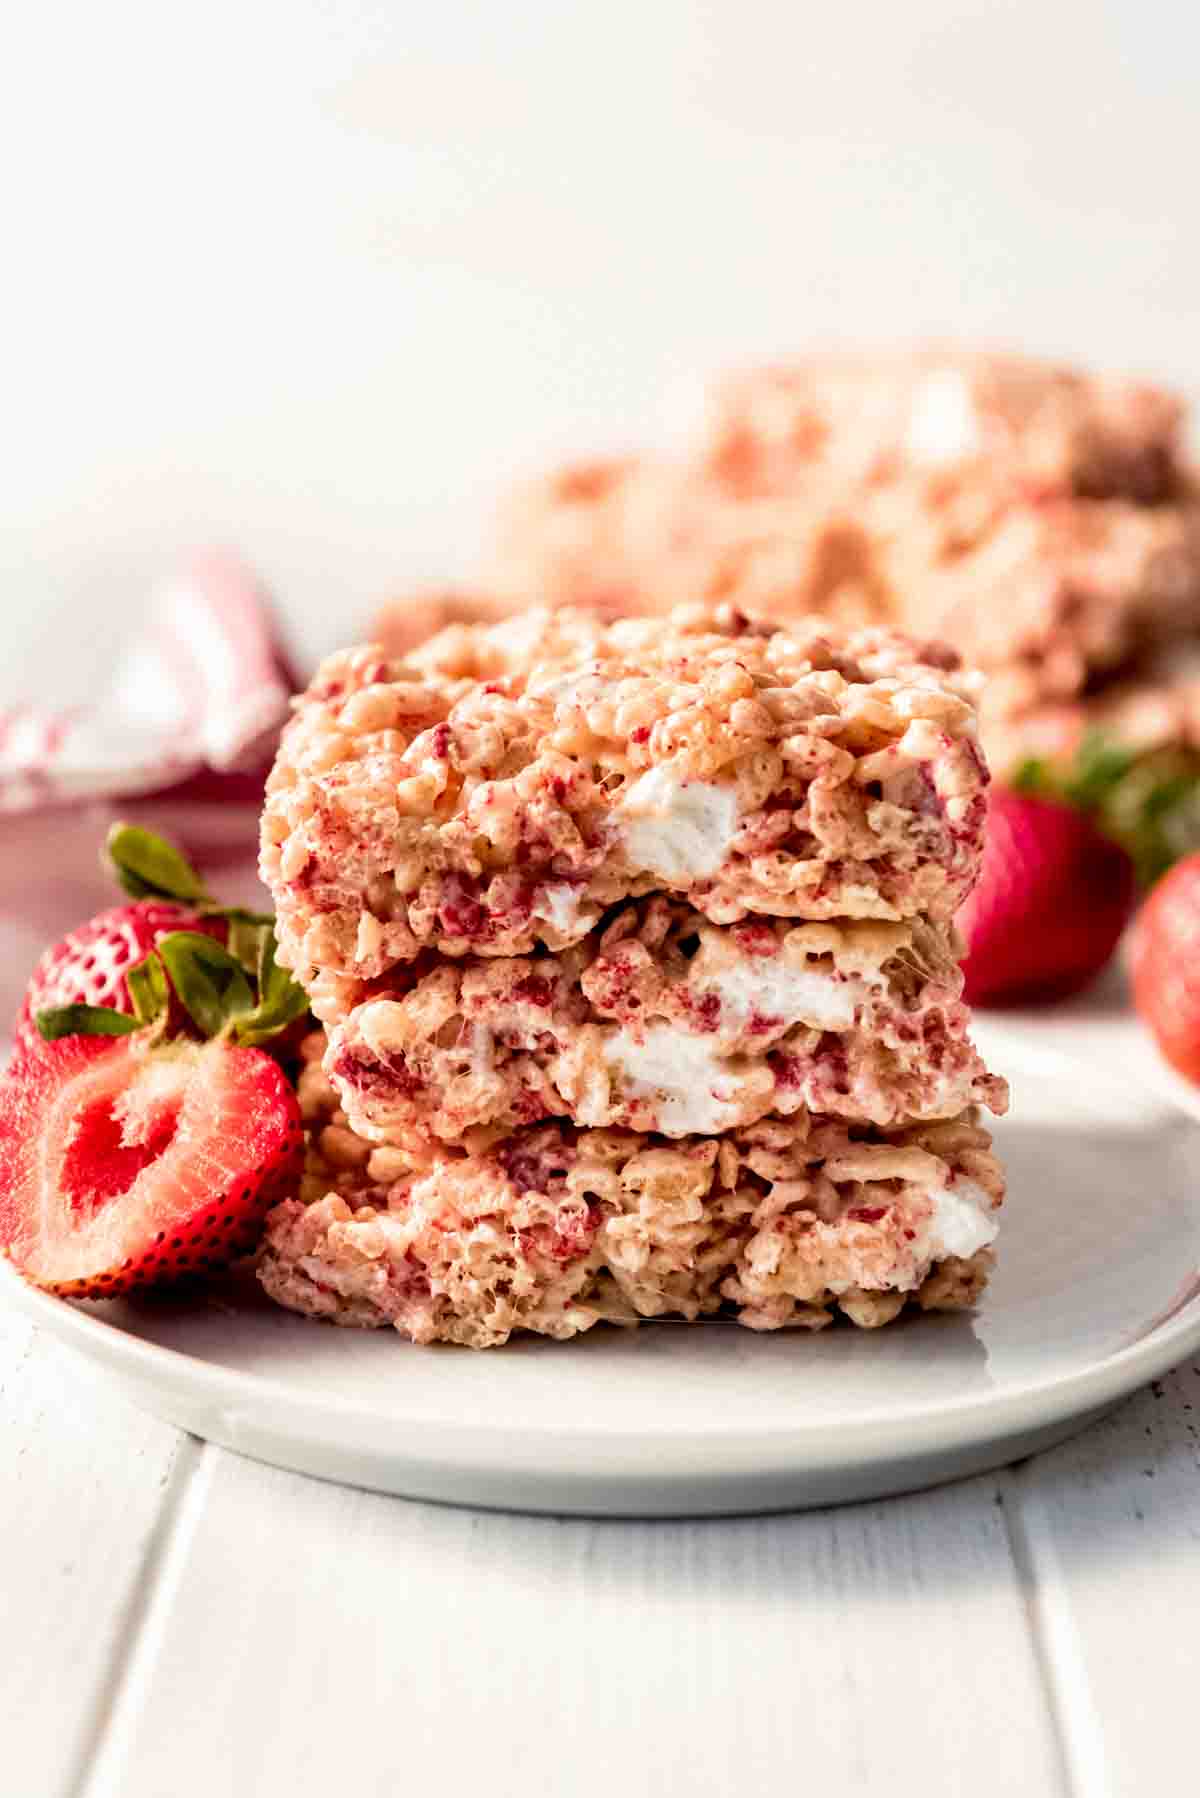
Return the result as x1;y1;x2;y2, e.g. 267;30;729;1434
1;549;295;812
0;551;298;1030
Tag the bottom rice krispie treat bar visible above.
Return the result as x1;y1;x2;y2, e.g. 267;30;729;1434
259;1036;1003;1348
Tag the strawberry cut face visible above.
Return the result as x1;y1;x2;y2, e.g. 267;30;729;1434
59;1075;184;1217
0;1035;302;1296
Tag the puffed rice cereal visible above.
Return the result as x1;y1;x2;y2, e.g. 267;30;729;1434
326;900;1007;1149
259;1058;1004;1348
261;605;990;1024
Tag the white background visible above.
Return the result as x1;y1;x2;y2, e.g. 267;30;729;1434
5;17;1200;1789
1;0;1197;698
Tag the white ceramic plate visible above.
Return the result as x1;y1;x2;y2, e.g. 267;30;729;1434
5;1022;1200;1516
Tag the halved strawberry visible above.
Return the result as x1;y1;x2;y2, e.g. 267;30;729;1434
0;1034;302;1296
13;900;226;1053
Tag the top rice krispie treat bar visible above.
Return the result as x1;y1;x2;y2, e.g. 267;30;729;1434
262;606;990;1024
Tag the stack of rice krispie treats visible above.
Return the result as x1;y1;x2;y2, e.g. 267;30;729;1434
258;604;1008;1347
480;351;1200;787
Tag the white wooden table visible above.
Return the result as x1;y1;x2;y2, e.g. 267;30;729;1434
2;990;1197;1798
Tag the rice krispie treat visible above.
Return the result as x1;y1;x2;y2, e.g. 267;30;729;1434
491;456;696;620
492;450;1200;715
704;350;1187;504
326;899;1006;1149
491;351;1188;608
484;353;1200;794
368;589;514;662
262;606;990;1024
499;474;1200;706
259;1095;1003;1347
857;490;1200;714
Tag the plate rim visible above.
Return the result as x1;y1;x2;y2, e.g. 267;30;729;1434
5;1031;1200;1466
5;1263;1200;1456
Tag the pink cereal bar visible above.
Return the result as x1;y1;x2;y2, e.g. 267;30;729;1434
261;605;990;1024
492;463;1200;725
705;348;1187;504
368;588;516;662
486;354;1200;752
490;456;691;621
258;1084;1004;1348
325;900;1006;1151
490;352;1187;615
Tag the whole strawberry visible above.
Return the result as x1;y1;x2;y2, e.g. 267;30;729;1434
13;900;225;1053
1130;853;1200;1082
13;824;263;1052
959;787;1137;1006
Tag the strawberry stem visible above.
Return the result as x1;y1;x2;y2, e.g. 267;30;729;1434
98;825;311;1051
1013;733;1200;887
155;932;255;1037
126;952;170;1026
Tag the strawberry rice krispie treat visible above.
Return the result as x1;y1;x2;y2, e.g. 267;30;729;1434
260;1066;1003;1347
368;588;514;662
261;606;990;1025
257;600;1008;1346
704;349;1187;505
325;901;1006;1151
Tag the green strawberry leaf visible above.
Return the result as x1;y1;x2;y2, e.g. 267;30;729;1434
106;823;212;904
231;927;311;1046
256;926;293;1007
156;931;255;1037
1011;734;1200;888
99;825;308;1042
1010;757;1048;797
232;981;311;1048
126;951;170;1025
226;915;270;976
1059;732;1137;811
217;905;276;928
1098;749;1200;887
36;1004;141;1041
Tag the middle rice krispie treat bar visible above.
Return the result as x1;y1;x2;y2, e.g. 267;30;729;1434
261;606;989;1026
326;901;1006;1151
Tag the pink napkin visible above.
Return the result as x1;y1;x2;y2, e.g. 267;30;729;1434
0;550;297;1032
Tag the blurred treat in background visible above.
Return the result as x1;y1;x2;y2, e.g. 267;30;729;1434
369;588;517;660
388;346;1199;880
